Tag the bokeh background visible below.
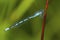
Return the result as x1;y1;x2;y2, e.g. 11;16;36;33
0;0;60;40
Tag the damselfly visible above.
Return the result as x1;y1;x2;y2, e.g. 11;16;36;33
5;10;44;31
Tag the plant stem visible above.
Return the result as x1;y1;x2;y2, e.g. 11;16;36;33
41;0;48;40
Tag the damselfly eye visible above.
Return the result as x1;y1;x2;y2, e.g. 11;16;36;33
5;9;44;31
34;10;44;17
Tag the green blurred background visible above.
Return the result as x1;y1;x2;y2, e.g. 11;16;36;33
0;0;60;40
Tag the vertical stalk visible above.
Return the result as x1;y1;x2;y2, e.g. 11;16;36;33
41;0;48;40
